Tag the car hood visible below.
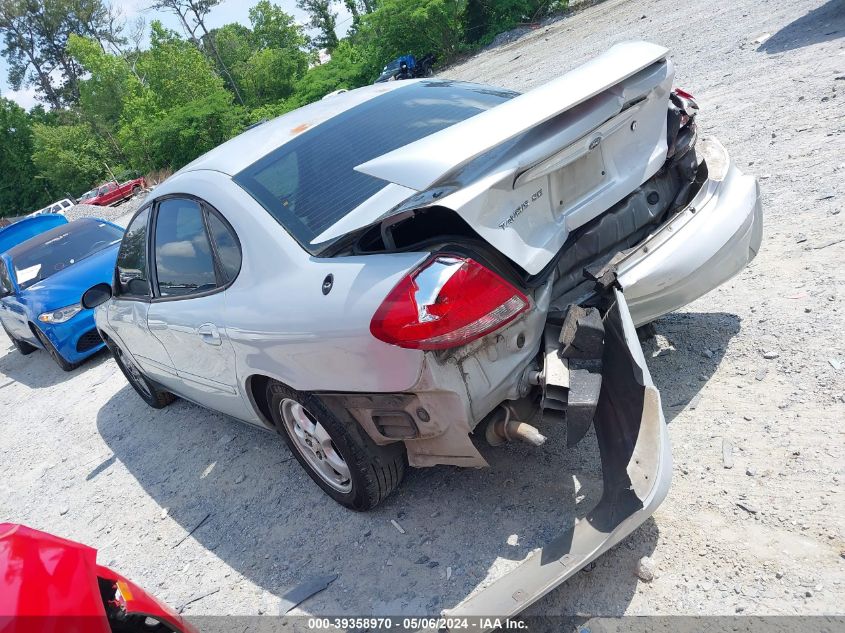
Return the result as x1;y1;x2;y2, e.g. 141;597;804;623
22;244;118;313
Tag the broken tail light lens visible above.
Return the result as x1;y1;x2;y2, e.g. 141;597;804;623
673;87;696;101
370;256;529;351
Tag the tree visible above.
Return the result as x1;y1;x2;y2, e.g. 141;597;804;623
67;33;140;158
0;98;46;215
240;47;308;106
149;0;245;106
296;0;339;51
343;0;376;33
287;40;371;106
250;0;307;50
0;0;126;108
114;21;243;172
207;22;254;73
31;119;109;198
360;0;464;66
129;91;245;172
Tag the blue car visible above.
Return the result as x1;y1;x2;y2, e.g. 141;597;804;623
0;218;124;371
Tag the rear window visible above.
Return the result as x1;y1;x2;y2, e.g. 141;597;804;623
10;221;123;290
233;81;517;251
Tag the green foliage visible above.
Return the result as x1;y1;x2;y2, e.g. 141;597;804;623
250;0;307;50
287;41;372;107
0;98;47;215
115;22;244;172
296;0;339;51
31;118;109;200
123;91;246;173
360;0;465;63
136;21;229;114
0;0;125;109
240;47;308;106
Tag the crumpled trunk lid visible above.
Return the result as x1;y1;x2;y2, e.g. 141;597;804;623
353;41;675;275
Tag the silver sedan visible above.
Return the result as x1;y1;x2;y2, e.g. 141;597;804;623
83;41;761;618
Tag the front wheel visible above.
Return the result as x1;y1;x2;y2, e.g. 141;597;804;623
2;322;36;355
111;343;175;409
266;381;406;511
34;327;79;371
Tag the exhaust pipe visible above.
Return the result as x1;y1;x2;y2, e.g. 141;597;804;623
485;405;547;447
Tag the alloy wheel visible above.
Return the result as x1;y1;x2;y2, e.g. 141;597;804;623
280;398;352;493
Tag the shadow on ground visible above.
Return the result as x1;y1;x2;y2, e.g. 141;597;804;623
94;311;736;617
757;0;844;54
644;312;742;425
0;337;108;389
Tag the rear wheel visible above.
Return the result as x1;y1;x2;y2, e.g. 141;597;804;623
2;322;36;355
266;381;406;511
111;343;175;409
131;185;142;196
34;327;79;371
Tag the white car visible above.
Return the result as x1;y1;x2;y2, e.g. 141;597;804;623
82;42;761;617
28;198;74;217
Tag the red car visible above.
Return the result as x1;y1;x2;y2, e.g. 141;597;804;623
78;178;146;207
0;523;197;633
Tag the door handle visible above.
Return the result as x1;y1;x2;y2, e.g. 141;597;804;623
197;323;222;346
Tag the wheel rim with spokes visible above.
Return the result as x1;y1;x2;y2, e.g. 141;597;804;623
118;347;151;399
280;398;352;493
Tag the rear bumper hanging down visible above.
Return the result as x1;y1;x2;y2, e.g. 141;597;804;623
445;288;672;621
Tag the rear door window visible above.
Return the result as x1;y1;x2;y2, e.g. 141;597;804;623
116;209;151;298
153;199;218;298
206;211;241;283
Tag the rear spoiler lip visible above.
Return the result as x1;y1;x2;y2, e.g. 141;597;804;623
353;41;670;192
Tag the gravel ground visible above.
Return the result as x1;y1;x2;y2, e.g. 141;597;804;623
65;195;148;225
1;0;843;622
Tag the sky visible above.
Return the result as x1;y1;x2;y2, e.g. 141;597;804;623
0;0;352;110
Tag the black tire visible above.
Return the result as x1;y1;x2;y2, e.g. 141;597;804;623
34;327;79;371
131;185;142;196
110;343;175;409
2;322;36;355
267;381;406;511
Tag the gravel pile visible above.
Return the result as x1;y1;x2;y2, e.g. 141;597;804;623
65;193;147;225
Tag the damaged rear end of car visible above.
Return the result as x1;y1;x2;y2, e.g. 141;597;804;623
234;41;760;618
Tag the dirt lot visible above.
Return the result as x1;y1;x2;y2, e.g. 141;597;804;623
1;0;843;622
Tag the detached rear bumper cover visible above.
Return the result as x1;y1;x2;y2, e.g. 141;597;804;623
446;289;671;619
619;136;763;326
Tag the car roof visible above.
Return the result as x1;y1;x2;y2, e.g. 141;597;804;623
176;80;416;177
5;218;109;260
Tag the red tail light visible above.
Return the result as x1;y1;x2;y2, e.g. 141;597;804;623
370;255;529;350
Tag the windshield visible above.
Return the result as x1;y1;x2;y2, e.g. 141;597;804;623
79;190;97;201
383;60;401;72
9;220;123;290
233;81;517;251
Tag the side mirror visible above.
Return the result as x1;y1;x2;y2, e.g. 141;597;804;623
81;283;113;309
